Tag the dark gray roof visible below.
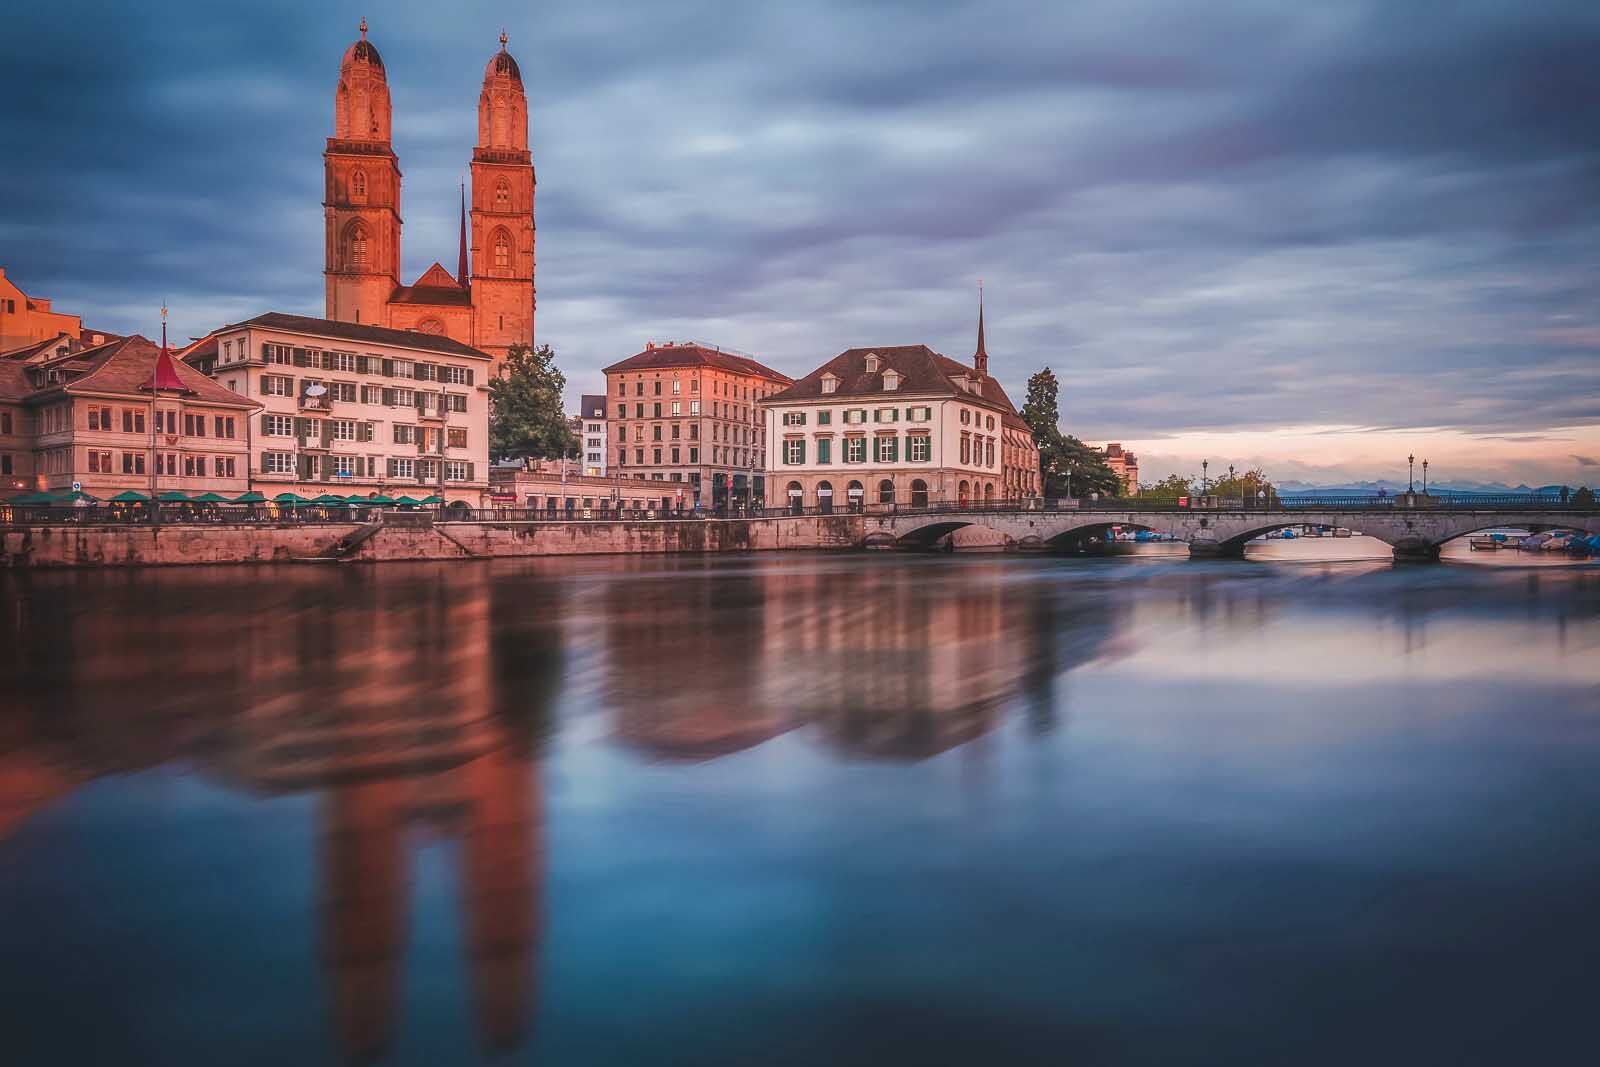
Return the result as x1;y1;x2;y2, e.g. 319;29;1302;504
222;312;491;360
578;394;607;418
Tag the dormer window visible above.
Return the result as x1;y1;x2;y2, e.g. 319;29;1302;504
820;372;839;395
882;370;899;391
864;352;880;373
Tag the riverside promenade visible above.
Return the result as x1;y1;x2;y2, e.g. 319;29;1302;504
2;497;1595;568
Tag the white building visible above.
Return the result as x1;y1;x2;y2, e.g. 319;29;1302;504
760;327;1039;512
194;312;491;505
577;392;607;477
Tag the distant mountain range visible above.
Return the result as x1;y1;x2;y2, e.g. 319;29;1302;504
1276;479;1566;498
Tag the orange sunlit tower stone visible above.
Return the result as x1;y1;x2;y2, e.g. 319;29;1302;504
469;32;537;365
324;19;402;328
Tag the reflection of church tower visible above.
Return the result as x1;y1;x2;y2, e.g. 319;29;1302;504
324;19;402;327
469;32;537;363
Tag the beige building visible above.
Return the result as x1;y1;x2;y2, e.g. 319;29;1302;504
1102;442;1140;495
0;334;258;499
0;267;84;353
760;314;1039;511
197;312;491;505
602;342;792;511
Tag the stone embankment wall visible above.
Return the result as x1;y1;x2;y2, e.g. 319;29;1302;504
1;515;867;568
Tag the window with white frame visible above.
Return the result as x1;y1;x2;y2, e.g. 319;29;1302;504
262;375;292;396
784;439;805;464
909;435;930;462
264;414;294;436
331;454;357;476
443;365;469;385
392;360;414;379
393;458;414;479
331;420;357;441
330;352;357;373
394;388;414;407
782;411;806;426
263;451;294;474
845;437;866;463
445;460;468;481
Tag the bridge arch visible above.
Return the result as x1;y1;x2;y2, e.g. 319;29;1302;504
1046;520;1164;554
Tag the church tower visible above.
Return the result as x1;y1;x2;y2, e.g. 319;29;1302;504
469;33;536;366
324;19;403;327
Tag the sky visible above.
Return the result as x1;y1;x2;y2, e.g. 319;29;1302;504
2;0;1597;486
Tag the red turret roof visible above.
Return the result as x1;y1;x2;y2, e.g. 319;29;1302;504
141;342;194;394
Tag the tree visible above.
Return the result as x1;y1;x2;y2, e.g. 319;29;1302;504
488;343;580;463
1206;466;1280;505
1574;486;1595;508
1140;473;1196;502
1019;367;1123;498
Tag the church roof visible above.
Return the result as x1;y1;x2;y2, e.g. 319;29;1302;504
9;336;258;408
224;312;492;360
602;342;792;384
390;263;471;307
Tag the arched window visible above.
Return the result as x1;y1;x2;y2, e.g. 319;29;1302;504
817;480;834;515
878;479;895;505
351;170;367;200
494;180;511;211
958;480;970;505
911;479;929;509
847;479;864;513
493;230;512;271
787;480;804;516
344;222;369;271
984;482;995;503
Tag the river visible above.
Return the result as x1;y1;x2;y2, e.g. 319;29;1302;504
2;547;1598;1065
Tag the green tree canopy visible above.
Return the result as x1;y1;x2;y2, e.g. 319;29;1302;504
1019;367;1123;498
488;343;580;463
1205;466;1280;504
1139;473;1197;502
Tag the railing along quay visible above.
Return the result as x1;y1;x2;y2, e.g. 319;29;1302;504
1;495;1592;527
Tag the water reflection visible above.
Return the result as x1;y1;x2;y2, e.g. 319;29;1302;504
1;555;1598;1065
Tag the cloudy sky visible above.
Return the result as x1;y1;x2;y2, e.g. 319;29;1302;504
3;0;1597;485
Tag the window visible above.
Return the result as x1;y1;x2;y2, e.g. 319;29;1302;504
961;436;971;464
262;375;292;396
494;180;511;210
331;419;357;441
157;453;178;476
265;415;294;437
821;375;838;395
331;455;357;477
184;413;207;437
346;223;369;270
329;351;357;373
782;411;806;426
394;387;414;407
635;449;644;464
873;408;898;423
816;410;831;426
447;427;467;449
785;439;806;464
154;410;177;435
653;448;662;464
883;370;899;391
87;449;111;473
689;447;699;463
878;479;895;505
987;415;996;430
909;435;930;462
213;416;236;439
351;170;367;199
672;379;681;394
654;381;663;395
184;455;207;477
875;436;899;463
635;381;644;396
961;409;971;425
689;399;700;416
907;406;931;422
671;401;681;417
846;437;866;463
328;381;357;403
817;438;832;464
122;409;146;434
263;452;294;474
493;232;511;270
215;456;236;479
122;452;146;475
844;408;868;425
986;439;996;466
616;404;625;418
0;412;10;434
671;447;680;463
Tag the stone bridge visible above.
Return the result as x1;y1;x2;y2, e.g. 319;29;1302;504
865;504;1600;561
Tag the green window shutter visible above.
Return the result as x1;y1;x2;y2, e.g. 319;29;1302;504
890;437;899;462
260;413;271;435
381;358;394;377
382;388;395;406
465;369;475;386
260;343;270;360
294;417;308;442
466;461;475;481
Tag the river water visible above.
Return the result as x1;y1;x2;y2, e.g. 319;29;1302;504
2;547;1598;1066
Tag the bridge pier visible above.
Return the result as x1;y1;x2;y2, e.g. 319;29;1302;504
1187;539;1245;560
1391;538;1442;563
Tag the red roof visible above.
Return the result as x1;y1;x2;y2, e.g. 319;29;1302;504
602;342;792;384
768;344;1031;432
141;344;193;394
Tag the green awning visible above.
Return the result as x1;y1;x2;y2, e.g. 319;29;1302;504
10;491;51;504
157;490;190;502
192;492;228;503
420;494;444;505
364;493;397;505
62;490;98;503
273;493;312;505
232;492;267;503
110;490;151;502
393;495;423;506
313;493;349;504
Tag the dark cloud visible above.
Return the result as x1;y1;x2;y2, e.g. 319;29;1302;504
2;0;1597;446
1574;455;1599;467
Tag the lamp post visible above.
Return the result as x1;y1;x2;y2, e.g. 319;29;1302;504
1066;461;1074;501
1202;459;1209;495
1408;453;1415;493
1422;459;1428;495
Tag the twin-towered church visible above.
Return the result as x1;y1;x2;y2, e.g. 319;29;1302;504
323;19;535;368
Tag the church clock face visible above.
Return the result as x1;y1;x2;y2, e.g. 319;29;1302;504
417;318;446;335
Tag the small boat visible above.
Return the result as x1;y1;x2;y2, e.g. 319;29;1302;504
1333;527;1353;538
1470;535;1505;550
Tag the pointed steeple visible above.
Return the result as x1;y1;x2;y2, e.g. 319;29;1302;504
973;280;989;379
457;181;470;287
142;304;193;394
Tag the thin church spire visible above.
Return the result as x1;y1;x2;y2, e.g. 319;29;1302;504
974;279;989;379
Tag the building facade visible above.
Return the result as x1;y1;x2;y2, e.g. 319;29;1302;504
0;267;84;353
1102;442;1140;495
0;335;258;499
577;393;606;477
200;312;491;504
323;21;535;371
602;342;792;511
760;315;1039;511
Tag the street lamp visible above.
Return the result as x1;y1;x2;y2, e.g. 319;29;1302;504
1066;461;1074;501
1422;459;1429;495
1202;459;1209;495
1408;453;1415;493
